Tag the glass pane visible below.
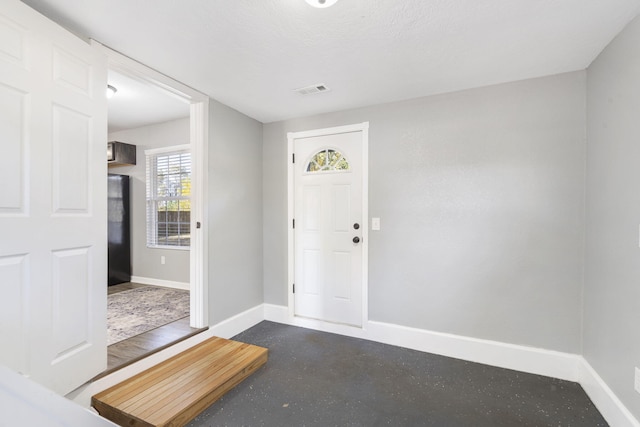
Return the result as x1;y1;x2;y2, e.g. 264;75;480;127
155;197;190;247
148;150;191;248
156;152;191;197
336;158;349;170
181;173;191;196
306;149;349;172
316;151;327;167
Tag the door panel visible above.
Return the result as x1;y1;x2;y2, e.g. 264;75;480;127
0;0;107;394
330;251;351;300
303;249;320;295
0;254;28;375
51;247;91;361
52;105;91;213
294;131;364;326
52;47;92;95
0;14;26;65
332;185;350;231
0;84;26;213
303;185;321;230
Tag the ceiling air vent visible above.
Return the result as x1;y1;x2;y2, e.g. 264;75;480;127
294;84;330;95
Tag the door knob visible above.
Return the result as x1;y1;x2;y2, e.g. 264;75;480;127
353;223;360;230
353;236;360;244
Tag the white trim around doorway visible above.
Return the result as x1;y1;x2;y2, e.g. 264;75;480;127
93;41;209;328
286;122;370;330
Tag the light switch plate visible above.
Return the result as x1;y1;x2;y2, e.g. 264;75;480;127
372;217;380;231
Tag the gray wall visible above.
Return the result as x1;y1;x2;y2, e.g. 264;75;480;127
264;72;586;353
108;118;191;284
585;15;640;419
208;99;264;323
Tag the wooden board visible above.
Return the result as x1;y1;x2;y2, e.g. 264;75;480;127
92;337;268;427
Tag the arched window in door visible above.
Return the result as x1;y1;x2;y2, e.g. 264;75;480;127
306;148;349;172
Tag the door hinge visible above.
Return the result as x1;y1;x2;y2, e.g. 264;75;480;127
293;218;295;229
293;283;295;293
292;153;295;163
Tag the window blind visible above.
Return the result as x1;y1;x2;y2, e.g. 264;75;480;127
146;147;191;248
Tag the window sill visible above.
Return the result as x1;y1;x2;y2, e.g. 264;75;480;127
147;245;191;251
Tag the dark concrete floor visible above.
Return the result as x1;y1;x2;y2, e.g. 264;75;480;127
187;321;607;427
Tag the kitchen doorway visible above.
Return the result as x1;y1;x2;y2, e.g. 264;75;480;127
98;42;209;373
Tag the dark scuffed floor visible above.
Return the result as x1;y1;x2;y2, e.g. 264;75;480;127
187;321;607;427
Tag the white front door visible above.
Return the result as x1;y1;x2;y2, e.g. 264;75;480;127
0;1;108;394
293;127;367;327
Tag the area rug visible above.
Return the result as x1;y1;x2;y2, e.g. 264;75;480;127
108;286;190;345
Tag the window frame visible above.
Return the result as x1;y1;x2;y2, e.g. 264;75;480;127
145;144;191;250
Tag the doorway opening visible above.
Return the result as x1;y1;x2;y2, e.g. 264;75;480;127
96;42;209;374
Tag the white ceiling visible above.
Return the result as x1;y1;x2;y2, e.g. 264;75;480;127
21;0;640;124
107;70;189;133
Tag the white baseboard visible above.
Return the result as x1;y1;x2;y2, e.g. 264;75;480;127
263;303;290;323
365;320;581;382
263;304;579;381
264;303;640;426
208;304;264;339
69;302;640;427
130;275;190;291
579;358;640;427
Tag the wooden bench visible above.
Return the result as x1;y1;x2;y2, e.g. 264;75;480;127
92;337;268;427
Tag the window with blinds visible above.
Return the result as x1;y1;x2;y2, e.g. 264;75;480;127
145;145;191;249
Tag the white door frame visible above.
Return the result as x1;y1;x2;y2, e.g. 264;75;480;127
287;122;369;329
92;42;209;328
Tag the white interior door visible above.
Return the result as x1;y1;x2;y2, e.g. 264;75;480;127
294;131;364;326
0;1;108;394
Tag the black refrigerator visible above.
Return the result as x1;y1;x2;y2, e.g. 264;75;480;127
108;174;131;286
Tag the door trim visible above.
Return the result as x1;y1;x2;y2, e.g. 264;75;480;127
92;41;210;328
287;122;369;328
